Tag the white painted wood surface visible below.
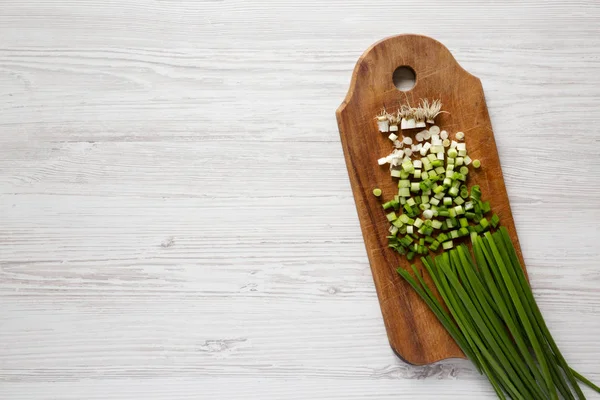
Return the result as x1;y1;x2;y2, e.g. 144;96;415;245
1;1;599;398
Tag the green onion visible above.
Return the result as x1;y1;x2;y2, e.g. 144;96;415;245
491;214;500;228
442;240;454;250
375;124;502;260
452;247;548;399
397;235;600;399
382;200;398;210
399;187;410;197
497;227;588;399
435;256;527;399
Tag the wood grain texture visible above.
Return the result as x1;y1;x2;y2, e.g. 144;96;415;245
1;1;600;399
336;34;525;365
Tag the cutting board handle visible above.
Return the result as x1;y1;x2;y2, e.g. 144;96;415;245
339;34;481;115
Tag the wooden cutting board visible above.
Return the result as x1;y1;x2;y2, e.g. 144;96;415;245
336;34;526;365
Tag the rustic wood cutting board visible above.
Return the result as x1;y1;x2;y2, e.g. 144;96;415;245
336;34;526;365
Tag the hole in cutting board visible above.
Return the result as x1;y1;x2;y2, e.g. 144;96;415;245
393;66;416;91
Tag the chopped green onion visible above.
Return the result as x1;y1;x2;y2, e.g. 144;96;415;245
399;187;410;197
432;220;443;229
382;200;398;210
373;188;382;197
471;185;481;200
491;214;500;228
454;205;465;215
442;240;454;249
458;227;469;237
375;117;502;264
482;201;491;213
402;159;414;172
480;217;490;230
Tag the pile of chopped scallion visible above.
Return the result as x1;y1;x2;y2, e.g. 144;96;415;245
372;101;599;399
374;114;489;261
